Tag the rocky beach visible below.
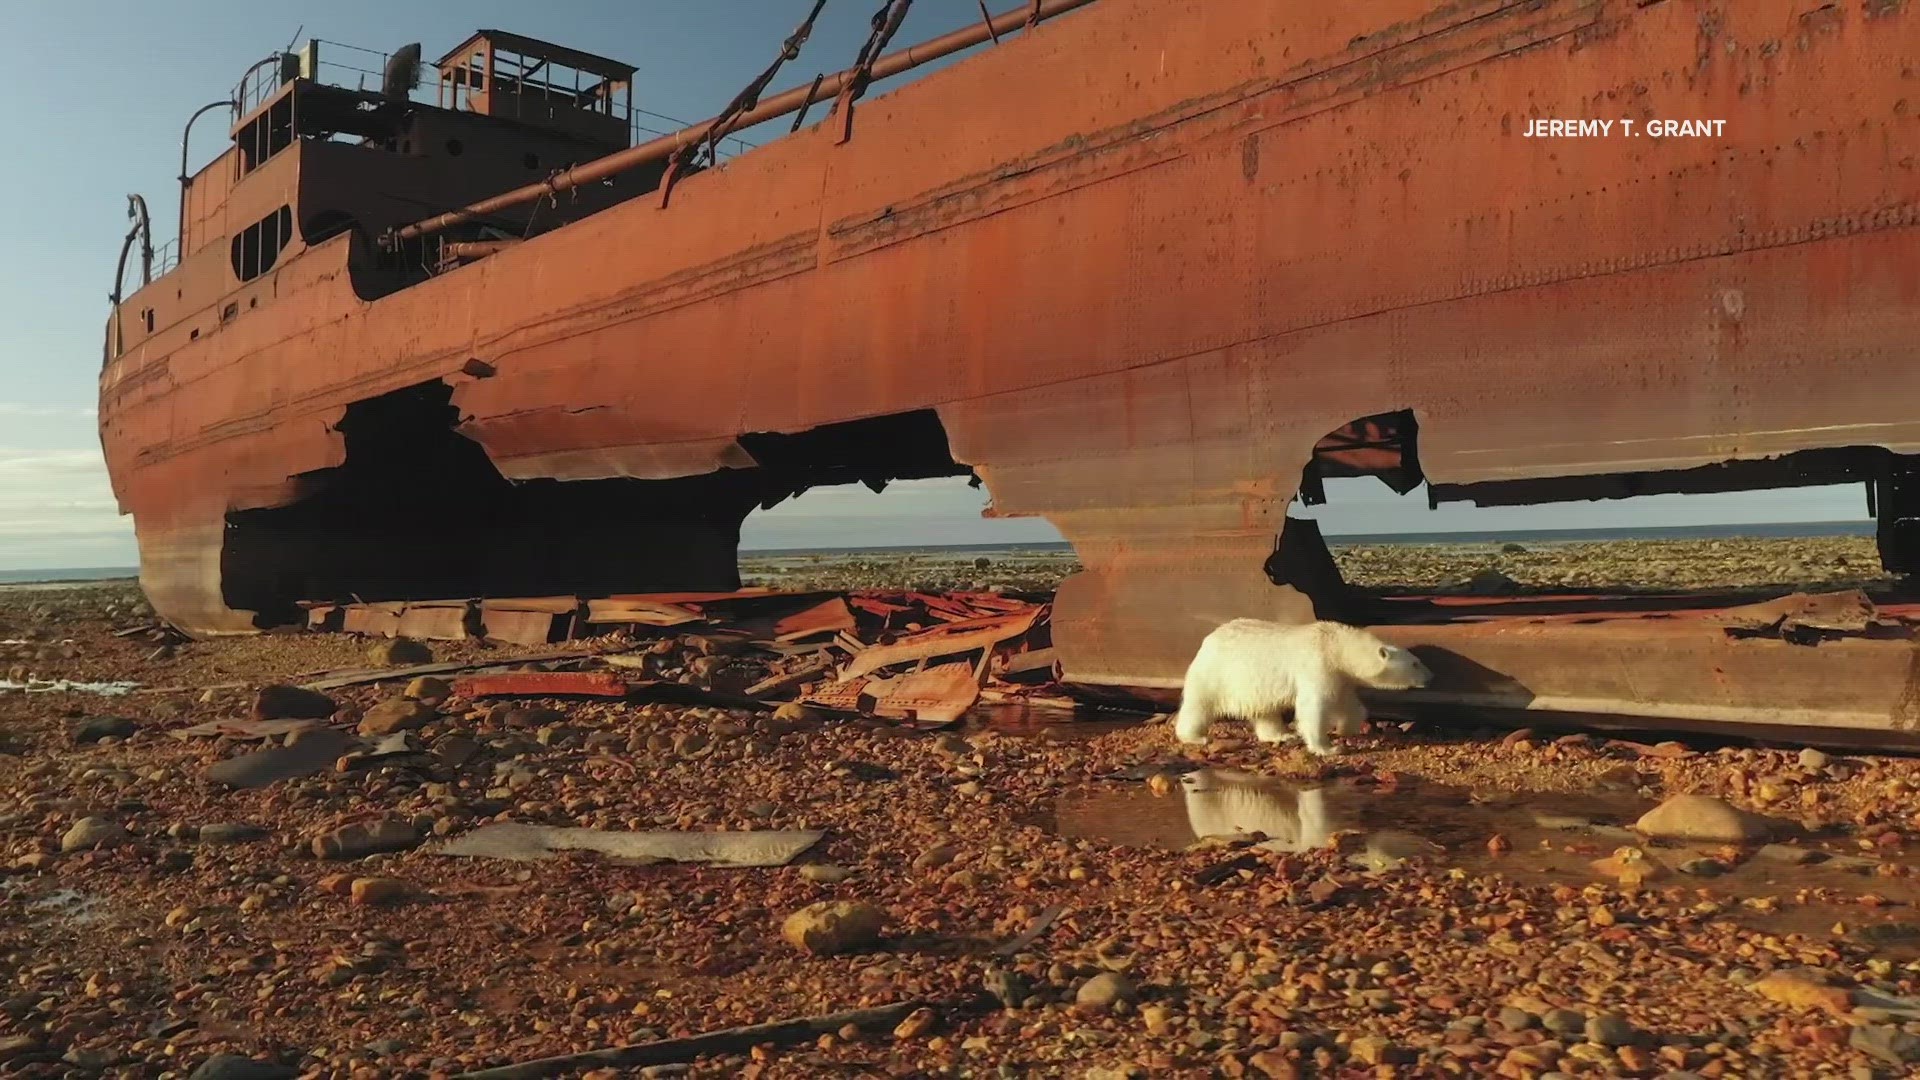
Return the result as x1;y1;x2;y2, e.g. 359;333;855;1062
2;536;1918;1078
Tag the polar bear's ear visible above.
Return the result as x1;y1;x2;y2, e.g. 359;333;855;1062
1378;646;1392;659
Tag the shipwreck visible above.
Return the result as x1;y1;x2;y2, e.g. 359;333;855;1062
102;1;1920;740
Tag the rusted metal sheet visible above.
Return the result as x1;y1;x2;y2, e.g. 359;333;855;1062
341;603;405;638
584;597;706;627
1365;616;1920;746
98;0;1920;705
395;601;473;642
842;607;1043;678
479;609;560;647
773;597;858;641
802;662;981;728
453;672;632;699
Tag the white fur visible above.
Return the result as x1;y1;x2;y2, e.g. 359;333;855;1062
1172;618;1432;756
1180;768;1338;852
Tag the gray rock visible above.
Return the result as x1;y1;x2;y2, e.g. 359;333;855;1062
1635;794;1773;843
70;717;137;744
188;1055;298;1080
60;817;126;852
197;823;267;845
250;685;337;721
1541;1008;1587;1037
799;864;855;884
1497;1006;1537;1032
1850;1023;1920;1065
1755;843;1817;865
311;818;422;860
1075;972;1138;1012
983;966;1030;1008
1585;1013;1641;1048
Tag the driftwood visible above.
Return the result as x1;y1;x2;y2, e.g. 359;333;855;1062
453;1000;927;1079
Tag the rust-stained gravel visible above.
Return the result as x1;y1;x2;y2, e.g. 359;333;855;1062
4;554;1920;1077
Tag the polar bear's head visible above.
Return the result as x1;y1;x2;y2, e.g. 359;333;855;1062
1359;643;1433;690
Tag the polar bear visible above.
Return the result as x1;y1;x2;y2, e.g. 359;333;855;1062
1172;618;1432;756
1180;768;1341;852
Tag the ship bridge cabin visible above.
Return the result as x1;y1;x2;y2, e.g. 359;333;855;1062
107;30;664;364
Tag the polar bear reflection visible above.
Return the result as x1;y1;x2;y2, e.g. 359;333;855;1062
1179;767;1345;852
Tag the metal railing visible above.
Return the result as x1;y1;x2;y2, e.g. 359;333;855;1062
234;37;753;161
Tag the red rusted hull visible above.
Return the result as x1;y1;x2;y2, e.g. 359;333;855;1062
102;0;1920;696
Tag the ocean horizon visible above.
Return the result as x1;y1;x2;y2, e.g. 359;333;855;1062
0;519;1875;586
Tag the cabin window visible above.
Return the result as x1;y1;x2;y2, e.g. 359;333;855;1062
523;152;541;170
141;308;154;333
231;205;293;283
445;139;464;157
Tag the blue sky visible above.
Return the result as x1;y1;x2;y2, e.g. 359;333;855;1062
0;1;1868;570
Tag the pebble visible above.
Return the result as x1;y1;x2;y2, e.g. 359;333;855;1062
893;1006;937;1040
914;843;960;869
404;676;452;704
1497;1006;1536;1032
1074;972;1137;1013
1585;1013;1640;1047
982;967;1030;1009
350;877;410;905
60;816;126;852
799;864;856;884
1348;1036;1409;1066
358;698;436;737
1541;1008;1587;1037
197;822;267;844
781;900;885;955
1800;747;1832;770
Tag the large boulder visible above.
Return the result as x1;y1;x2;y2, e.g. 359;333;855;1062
781;900;885;956
1635;794;1773;843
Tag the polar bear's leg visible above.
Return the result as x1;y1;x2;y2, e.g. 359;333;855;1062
1296;786;1329;849
1295;684;1343;757
1250;710;1298;745
1328;684;1368;737
1174;685;1216;744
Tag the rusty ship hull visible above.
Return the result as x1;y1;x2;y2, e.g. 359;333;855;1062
101;0;1920;730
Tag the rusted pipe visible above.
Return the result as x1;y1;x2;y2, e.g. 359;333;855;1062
111;195;155;307
443;239;522;259
388;0;1101;245
179;99;239;252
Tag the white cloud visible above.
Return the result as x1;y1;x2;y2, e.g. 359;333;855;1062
0;446;135;569
0;404;96;418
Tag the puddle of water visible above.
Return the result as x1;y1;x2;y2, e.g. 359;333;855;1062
2;881;110;925
1052;768;1920;947
963;701;1146;742
0;678;140;695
